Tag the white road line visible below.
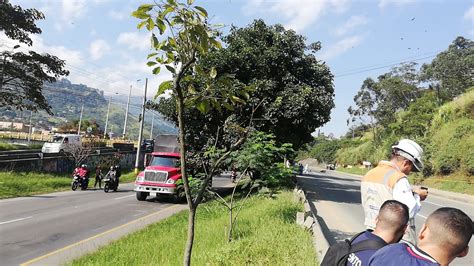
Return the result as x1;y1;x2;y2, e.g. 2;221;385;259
0;216;33;225
417;214;427;219
424;201;444;207
114;194;135;200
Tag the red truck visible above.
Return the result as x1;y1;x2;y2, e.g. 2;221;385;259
134;135;184;202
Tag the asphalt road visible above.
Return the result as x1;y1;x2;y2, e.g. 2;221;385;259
0;176;233;266
297;170;474;266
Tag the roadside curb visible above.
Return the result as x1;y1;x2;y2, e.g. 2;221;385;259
21;204;187;266
294;184;330;262
334;170;474;204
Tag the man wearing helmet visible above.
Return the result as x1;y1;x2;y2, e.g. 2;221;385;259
361;139;429;245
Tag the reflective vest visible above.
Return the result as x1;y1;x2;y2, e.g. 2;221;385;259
361;161;406;229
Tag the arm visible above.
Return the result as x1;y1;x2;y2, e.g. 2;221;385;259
392;178;421;219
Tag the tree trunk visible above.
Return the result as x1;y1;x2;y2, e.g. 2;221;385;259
177;93;195;266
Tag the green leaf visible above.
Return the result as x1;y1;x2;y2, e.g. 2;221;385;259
187;0;195;5
210;67;217;79
152;66;161;75
194;6;208;17
210;38;222;49
231;96;246;104
196;100;210;114
162;6;174;17
147;52;158;59
131;10;149;19
168;37;177;48
156;18;166;34
158;80;173;95
151;34;159;48
138;4;154;12
147;61;157;67
223;102;234;111
137;20;147;29
165;65;175;74
146;17;155;31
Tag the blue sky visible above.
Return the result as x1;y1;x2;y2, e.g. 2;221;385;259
5;0;474;137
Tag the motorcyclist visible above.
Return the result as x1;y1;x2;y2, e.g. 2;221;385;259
114;165;121;186
73;164;89;189
231;166;237;183
107;166;118;189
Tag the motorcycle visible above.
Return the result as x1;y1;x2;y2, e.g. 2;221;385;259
72;175;88;191
103;171;118;193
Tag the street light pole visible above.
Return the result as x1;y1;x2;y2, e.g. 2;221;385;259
150;112;155;139
77;100;84;135
135;78;148;174
27;110;32;144
104;95;112;139
122;85;132;139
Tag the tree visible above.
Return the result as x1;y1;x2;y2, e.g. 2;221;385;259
132;1;250;265
202;20;334;149
421;36;474;101
0;0;69;114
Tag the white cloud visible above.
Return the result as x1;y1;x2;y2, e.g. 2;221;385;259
117;32;150;51
378;0;417;9
30;35;84;67
61;0;87;23
464;6;474;21
320;35;364;60
335;15;369;36
244;0;350;32
89;39;111;60
109;9;131;20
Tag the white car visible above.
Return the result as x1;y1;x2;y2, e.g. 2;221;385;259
42;134;81;154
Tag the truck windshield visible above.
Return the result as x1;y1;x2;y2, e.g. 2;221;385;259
52;136;64;143
150;156;178;167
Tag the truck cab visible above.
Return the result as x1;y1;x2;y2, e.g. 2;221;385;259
134;135;183;202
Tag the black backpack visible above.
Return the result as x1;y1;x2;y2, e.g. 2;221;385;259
321;231;387;266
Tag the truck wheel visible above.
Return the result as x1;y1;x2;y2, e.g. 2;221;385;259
136;191;148;201
173;187;185;203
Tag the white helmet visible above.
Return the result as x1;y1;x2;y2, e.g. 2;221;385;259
392;139;423;172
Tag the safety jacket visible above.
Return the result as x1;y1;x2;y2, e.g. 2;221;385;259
361;161;406;229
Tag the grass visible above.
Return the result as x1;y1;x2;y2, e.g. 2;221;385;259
120;171;137;183
0;141;43;151
0;172;71;198
410;172;474;196
71;191;317;266
336;167;369;176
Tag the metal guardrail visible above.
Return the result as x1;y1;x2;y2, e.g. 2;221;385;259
0;147;124;163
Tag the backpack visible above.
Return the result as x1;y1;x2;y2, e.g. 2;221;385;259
321;231;387;266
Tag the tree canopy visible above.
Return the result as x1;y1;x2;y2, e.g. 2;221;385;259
0;0;69;114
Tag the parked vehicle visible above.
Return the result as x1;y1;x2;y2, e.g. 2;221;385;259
326;163;335;170
141;139;155;153
42;134;81;154
103;167;119;193
134;135;183;202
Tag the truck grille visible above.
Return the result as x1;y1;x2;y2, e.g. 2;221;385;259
144;171;168;183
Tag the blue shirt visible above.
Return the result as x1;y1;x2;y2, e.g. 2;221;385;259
369;243;439;266
347;231;387;266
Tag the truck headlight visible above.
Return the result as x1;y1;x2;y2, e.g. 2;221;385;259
166;178;175;184
136;176;144;182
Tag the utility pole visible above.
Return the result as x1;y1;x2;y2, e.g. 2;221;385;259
27;110;33;144
77;100;84;135
104;95;112;139
122;85;132;139
149;112;155;139
135;78;148;174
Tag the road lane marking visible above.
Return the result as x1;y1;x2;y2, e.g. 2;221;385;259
0;216;33;225
424;201;444;207
20;205;176;266
114;194;135;200
417;214;427;219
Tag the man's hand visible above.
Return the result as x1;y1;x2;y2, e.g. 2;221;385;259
414;187;428;201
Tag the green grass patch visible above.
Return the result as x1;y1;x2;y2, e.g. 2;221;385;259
0;141;42;151
0;172;71;198
336;167;369;176
119;171;137;183
71;191;317;265
410;172;474;196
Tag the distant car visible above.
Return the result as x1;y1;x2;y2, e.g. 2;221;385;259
141;139;154;153
42;134;81;154
326;164;335;170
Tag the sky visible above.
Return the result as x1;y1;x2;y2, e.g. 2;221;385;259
3;0;474;137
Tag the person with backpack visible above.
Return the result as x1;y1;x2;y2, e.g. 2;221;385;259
321;200;409;266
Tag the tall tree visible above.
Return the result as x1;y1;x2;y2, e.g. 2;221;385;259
421;36;474;101
133;1;250;265
0;0;69;114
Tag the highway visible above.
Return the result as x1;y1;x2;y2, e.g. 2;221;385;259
297;170;474;266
